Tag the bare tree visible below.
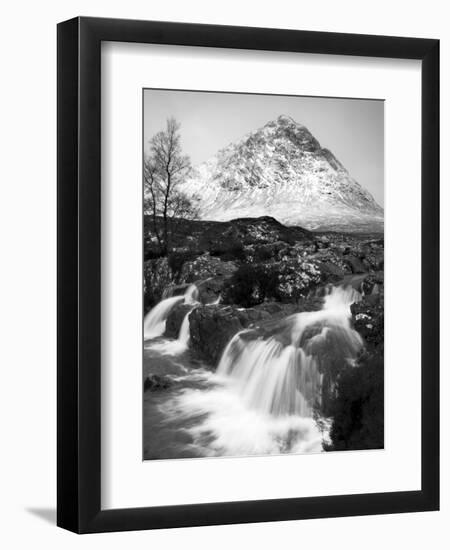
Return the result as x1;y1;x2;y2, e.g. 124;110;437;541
144;157;163;252
144;117;198;254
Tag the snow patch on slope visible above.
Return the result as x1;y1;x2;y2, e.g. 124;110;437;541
181;115;383;232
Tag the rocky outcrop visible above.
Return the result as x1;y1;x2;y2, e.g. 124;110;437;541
165;304;193;338
326;289;385;451
179;253;237;283
221;258;325;307
188;298;324;366
179;254;238;303
342;253;366;274
351;292;384;350
361;271;384;295
189;305;261;365
144;257;173;309
144;252;238;310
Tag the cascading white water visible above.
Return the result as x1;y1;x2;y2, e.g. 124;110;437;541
143;295;185;339
177;312;192;348
143;284;199;340
184;284;199;305
146;282;364;457
217;284;363;417
146;309;195;355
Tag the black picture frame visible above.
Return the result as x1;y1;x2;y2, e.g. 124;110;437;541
57;16;439;534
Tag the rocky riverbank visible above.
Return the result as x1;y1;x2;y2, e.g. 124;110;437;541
144;215;384;452
144;215;383;307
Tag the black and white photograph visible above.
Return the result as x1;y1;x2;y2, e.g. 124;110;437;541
0;1;443;543
142;89;384;460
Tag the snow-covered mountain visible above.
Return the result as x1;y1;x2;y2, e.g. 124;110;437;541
181;115;383;232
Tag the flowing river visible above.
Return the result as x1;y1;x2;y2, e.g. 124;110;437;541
143;282;363;460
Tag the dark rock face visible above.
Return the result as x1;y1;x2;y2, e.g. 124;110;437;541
221;259;325;307
196;277;225;304
165;304;193;338
314;260;346;281
361;271;384;295
325;286;385;451
180;254;238;304
144;374;172;392
144;257;173;310
189;305;257;366
351;293;384;350
326;352;384;451
179;254;238;284
144;251;237;310
343;255;367;274
188;299;324;366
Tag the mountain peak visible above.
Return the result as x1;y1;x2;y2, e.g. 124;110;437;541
181;117;383;232
275;114;298;125
258;115;320;153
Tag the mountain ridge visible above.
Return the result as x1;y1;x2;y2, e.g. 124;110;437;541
181;115;383;233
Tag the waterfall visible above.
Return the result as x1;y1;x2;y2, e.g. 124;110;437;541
217;284;363;418
177;311;192;348
144;284;199;340
144;295;184;339
151;283;363;457
145;309;195;355
184;284;199;304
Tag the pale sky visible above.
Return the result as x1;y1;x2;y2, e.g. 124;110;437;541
143;89;384;206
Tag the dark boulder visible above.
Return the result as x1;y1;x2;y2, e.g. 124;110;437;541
361;271;384;295
343;255;367;274
196;277;229;304
351;293;384;350
326;352;384;451
189;299;323;366
165;304;193;338
315;235;330;249
189;303;299;366
144;374;172;392
315;260;346;281
179;253;238;283
189;305;247;366
143;257;173;309
323;284;384;451
222;258;323;307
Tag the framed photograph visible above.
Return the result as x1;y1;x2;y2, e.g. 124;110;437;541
57;17;439;533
